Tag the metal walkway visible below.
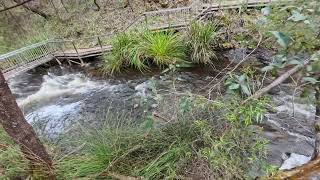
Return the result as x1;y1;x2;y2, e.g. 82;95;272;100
0;0;283;79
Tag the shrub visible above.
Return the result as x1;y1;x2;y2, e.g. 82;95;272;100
139;31;186;67
103;31;147;74
103;30;187;74
54;94;268;179
186;22;218;64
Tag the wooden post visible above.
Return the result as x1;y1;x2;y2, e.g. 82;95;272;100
144;14;148;29
167;13;170;28
72;41;84;66
97;36;103;49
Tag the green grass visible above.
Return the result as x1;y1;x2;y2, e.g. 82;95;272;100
53;95;268;179
103;30;187;74
186;21;219;64
0;127;28;179
139;31;186;67
0;94;269;179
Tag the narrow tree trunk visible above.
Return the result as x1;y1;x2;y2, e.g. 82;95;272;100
0;71;55;179
315;85;320;157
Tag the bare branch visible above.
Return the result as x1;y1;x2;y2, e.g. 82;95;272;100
0;0;33;13
242;58;311;104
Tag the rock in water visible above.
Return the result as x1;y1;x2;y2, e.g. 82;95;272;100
280;153;312;170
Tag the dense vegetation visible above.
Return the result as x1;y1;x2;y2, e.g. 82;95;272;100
1;95;269;179
0;0;319;179
102;21;221;74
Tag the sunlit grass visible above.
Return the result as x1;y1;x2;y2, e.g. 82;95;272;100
186;21;219;64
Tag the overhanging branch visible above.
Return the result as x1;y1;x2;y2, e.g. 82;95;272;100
0;0;34;13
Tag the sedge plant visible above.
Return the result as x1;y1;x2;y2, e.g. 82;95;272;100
186;21;219;64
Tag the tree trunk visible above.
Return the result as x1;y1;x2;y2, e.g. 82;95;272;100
13;0;50;19
0;71;55;179
315;84;320;157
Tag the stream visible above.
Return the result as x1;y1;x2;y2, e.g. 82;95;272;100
7;59;317;178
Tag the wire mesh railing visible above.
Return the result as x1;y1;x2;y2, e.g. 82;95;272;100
0;40;63;73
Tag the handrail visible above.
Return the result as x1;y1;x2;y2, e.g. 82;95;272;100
143;6;191;15
0;40;52;59
0;0;201;59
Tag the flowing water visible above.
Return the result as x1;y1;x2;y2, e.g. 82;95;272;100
7;62;214;138
6;60;318;177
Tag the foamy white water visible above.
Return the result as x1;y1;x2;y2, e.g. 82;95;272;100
17;73;104;108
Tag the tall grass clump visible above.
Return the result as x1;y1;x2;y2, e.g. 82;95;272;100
139;31;186;67
186;22;218;64
0;97;268;179
54;94;268;179
103;30;187;74
0;128;28;179
103;31;147;74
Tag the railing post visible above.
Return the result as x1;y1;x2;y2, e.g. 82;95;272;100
72;41;84;66
97;36;103;49
167;13;170;28
144;14;148;29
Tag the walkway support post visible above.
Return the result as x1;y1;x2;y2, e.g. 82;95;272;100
98;36;103;49
72;41;84;66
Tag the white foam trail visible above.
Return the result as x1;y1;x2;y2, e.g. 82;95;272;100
26;102;81;135
18;73;103;108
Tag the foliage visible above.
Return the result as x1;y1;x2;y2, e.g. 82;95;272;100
225;66;263;97
0;127;28;179
185;22;219;64
139;31;186;67
103;30;186;74
261;1;320;54
103;31;143;74
258;0;320;83
0;92;268;179
51;94;268;179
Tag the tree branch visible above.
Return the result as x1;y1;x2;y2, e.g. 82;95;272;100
0;0;33;13
242;58;311;104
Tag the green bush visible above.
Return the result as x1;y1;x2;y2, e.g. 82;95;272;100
103;31;147;74
139;31;186;67
103;30;186;74
0;128;28;179
186;22;218;64
54;95;268;179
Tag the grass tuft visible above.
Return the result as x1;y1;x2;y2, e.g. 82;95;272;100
103;30;187;74
186;22;219;64
139;31;186;67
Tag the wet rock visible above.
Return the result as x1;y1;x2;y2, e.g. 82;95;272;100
259;84;316;170
223;48;273;65
280;153;312;170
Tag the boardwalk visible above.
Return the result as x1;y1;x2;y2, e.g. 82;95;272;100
0;0;286;79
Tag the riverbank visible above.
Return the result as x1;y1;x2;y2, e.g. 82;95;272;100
0;55;316;179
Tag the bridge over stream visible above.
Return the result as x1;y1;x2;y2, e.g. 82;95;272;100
0;0;283;79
